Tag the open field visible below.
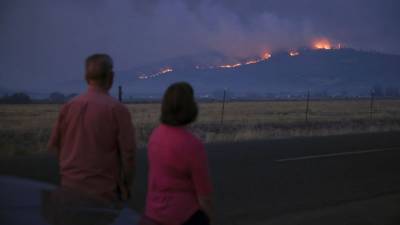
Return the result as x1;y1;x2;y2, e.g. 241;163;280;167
1;99;400;156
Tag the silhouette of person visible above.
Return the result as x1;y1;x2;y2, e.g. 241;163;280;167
143;82;213;225
48;54;136;203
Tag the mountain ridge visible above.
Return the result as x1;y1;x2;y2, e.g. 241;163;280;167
114;48;400;97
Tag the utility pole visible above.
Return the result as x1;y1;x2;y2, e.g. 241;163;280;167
370;90;374;121
118;85;123;102
305;89;310;123
220;89;226;126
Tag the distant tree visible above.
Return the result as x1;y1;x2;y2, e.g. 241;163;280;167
0;92;31;104
49;92;66;103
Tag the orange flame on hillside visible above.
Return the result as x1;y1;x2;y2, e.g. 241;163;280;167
138;67;173;79
244;59;260;65
262;52;272;60
219;63;242;69
216;51;271;69
313;38;332;50
289;50;300;56
137;50;273;79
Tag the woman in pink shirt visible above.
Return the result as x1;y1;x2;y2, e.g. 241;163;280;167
144;82;214;225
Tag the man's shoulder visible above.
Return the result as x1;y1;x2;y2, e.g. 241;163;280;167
101;94;121;106
73;92;122;106
62;93;86;108
108;98;130;116
66;93;84;103
60;94;81;109
62;93;108;107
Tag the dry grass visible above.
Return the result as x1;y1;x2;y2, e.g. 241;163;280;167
1;100;400;156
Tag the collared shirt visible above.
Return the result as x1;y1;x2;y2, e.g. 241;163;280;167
145;124;213;225
48;86;136;201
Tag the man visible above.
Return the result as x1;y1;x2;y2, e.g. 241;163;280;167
48;54;136;202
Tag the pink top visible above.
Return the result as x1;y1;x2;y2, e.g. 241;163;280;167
47;86;136;201
145;124;213;225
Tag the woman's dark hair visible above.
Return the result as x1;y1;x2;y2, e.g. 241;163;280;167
160;82;198;126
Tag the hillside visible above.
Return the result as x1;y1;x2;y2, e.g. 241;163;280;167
36;48;396;98
114;48;400;97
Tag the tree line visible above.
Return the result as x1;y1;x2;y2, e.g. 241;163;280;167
0;86;399;104
0;92;78;104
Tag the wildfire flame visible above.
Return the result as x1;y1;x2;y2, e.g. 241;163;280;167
136;38;345;80
313;38;332;50
289;50;300;57
138;67;173;79
214;52;271;69
137;39;344;80
244;59;260;65
219;63;242;69
139;51;274;79
262;52;272;60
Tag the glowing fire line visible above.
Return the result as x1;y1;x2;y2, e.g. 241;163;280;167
312;38;343;50
289;50;300;56
212;51;271;70
136;37;343;80
190;51;272;73
138;68;173;80
137;51;273;79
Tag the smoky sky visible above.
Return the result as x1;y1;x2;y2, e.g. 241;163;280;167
0;0;399;91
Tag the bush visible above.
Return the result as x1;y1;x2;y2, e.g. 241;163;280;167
0;92;32;104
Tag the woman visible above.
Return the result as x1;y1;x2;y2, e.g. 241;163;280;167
144;82;214;225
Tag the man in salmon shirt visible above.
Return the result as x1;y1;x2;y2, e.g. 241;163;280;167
48;54;136;202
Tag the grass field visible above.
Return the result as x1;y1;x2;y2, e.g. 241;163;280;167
1;99;400;156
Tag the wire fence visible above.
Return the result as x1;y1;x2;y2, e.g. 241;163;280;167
1;90;400;155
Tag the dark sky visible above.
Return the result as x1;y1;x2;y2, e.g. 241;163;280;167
1;0;399;91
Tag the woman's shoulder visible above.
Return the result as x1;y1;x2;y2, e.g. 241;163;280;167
151;124;203;147
181;129;204;151
149;124;184;141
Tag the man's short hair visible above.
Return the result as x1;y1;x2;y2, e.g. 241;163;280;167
85;54;113;83
160;82;198;126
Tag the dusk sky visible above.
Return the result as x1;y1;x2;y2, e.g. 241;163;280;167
0;0;399;92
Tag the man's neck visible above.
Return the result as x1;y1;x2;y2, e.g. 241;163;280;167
88;85;109;94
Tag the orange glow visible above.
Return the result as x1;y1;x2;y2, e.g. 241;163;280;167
245;59;261;65
139;51;275;79
138;74;148;79
160;68;173;73
262;52;272;60
219;63;242;69
216;52;271;70
138;67;173;79
313;38;332;50
289;50;300;56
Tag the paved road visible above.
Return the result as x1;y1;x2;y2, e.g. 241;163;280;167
1;131;400;224
202;132;400;224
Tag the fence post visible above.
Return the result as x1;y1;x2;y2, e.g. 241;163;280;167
220;89;226;126
118;85;123;102
305;89;310;123
370;90;374;121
